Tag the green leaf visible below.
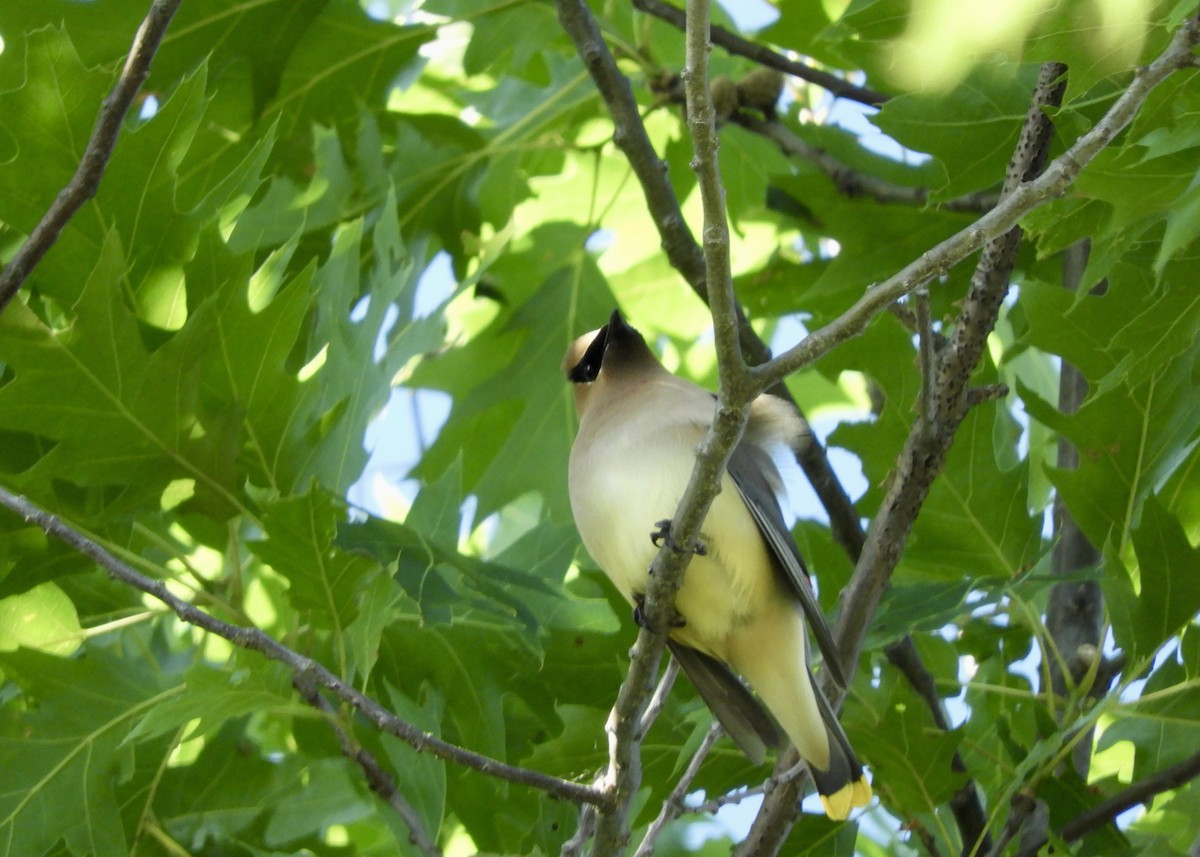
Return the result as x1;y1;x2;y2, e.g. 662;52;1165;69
871;64;1038;197
0;581;82;655
263;758;375;847
851;677;968;818
411;229;615;517
347;572;408;682
0;646;171;857
339;462;559;639
126;659;301;745
1099;657;1200;774
1127;495;1200;659
151;721;296;848
378;684;447;843
1020;336;1200;549
1156;173;1200;273
250;486;379;633
0;230;238;513
904;398;1041;581
0;28;108;245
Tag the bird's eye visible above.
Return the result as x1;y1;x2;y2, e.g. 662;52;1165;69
569;327;610;383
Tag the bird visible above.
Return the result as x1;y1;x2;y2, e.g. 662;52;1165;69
563;309;871;820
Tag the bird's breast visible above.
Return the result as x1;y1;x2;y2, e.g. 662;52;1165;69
568;402;779;654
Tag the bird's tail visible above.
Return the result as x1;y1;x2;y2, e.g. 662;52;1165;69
808;682;872;820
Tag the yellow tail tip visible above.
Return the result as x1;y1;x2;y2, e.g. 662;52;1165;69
819;776;873;820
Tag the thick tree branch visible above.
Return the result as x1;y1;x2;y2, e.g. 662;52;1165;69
737;58;1074;857
1044;240;1108;773
0;486;609;809
631;0;889;106
1014;749;1200;857
0;0;184;314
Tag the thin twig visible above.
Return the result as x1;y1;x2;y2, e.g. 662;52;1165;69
966;384;1009;407
988;792;1039;857
0;486;609;809
913;819;946;857
0;0;185;314
588;0;755;848
694;782;769;814
560;804;598;857
294;673;443;857
632;722;724;857
736;114;997;213
631;0;888;106
638;658;681;738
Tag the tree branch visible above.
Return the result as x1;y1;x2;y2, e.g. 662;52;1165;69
555;0;866;562
1044;240;1109;773
915;288;937;432
0;486;609;809
561;805;598;857
752;18;1200;391
1014;749;1200;857
735;114;998;214
589;0;756;849
0;0;184;314
631;0;889;106
638;657;680;738
737;57;1075;857
294;673;443;857
562;0;994;845
632;722;724;857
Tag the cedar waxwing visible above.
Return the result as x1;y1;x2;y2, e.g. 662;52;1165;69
563;310;871;820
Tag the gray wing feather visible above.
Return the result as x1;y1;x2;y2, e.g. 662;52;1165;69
728;443;848;689
667;639;781;765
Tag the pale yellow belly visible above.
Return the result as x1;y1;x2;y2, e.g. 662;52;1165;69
569;418;778;656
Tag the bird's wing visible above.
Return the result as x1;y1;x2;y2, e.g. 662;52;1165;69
728;443;848;689
666;639;781;764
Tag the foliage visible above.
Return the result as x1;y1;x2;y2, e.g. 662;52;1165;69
0;0;1198;855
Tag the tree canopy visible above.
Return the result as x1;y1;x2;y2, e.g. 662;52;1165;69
1;1;1199;855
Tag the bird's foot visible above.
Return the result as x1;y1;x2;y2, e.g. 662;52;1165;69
650;519;708;556
632;592;687;631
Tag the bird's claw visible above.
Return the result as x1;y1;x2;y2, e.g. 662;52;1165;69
650;519;708;556
632;592;687;631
